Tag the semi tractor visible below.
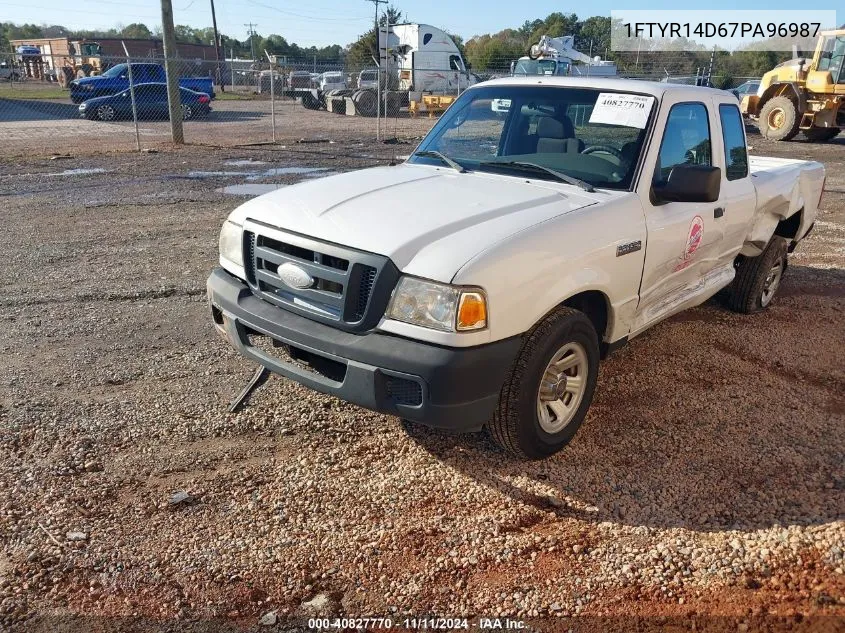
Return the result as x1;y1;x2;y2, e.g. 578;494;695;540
299;23;476;117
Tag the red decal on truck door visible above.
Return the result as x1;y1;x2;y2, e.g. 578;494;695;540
674;215;704;271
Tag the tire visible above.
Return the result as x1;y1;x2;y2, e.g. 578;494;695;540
758;96;800;141
301;92;322;110
181;104;193;120
489;306;599;459
803;127;840;142
352;89;377;117
96;104;115;121
723;237;788;314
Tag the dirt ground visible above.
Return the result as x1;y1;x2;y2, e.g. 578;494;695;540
0;124;842;633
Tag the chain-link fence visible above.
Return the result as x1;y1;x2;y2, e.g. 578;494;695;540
0;48;758;156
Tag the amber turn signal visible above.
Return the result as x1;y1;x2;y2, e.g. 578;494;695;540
457;291;487;331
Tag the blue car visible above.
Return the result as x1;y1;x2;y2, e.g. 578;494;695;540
79;83;212;121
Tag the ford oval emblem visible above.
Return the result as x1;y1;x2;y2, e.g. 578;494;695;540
277;262;314;289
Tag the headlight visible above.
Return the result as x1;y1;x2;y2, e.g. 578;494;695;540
218;220;243;267
387;276;487;332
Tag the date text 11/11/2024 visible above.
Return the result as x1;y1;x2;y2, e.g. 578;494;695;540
622;22;822;39
307;617;527;629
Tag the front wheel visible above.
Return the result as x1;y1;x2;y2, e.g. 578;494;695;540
488;307;599;459
723;236;788;313
181;104;193;120
95;104;115;121
758;96;800;141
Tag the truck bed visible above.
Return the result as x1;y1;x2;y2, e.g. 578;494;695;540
746;155;825;254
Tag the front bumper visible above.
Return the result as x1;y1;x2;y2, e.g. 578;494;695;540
207;267;521;431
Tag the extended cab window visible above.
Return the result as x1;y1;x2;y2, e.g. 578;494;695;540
654;103;711;183
719;104;748;180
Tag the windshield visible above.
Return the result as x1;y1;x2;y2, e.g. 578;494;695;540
410;86;656;190
101;64;126;78
513;59;562;76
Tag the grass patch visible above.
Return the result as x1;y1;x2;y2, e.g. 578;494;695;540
0;86;68;100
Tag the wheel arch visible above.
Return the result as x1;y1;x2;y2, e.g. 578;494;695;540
759;82;806;113
525;288;613;357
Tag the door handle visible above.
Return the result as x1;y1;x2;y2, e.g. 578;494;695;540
714;207;725;218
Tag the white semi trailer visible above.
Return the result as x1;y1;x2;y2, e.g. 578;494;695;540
301;23;476;116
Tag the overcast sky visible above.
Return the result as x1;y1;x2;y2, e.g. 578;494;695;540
4;0;839;48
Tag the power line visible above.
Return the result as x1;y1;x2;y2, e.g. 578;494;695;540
243;0;371;22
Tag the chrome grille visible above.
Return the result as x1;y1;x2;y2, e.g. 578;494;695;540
243;222;398;332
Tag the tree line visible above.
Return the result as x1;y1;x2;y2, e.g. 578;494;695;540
2;11;799;83
1;21;343;62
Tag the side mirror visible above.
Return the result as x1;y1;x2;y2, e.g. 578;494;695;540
652;164;721;204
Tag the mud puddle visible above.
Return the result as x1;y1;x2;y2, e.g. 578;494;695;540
217;183;287;196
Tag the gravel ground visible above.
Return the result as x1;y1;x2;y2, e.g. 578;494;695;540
0;97;435;155
0;130;842;633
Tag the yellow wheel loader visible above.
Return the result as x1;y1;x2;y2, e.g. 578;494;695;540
55;40;105;88
742;29;845;142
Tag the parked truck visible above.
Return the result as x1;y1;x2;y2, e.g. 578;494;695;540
300;23;476;116
208;77;824;459
69;63;214;104
512;35;618;78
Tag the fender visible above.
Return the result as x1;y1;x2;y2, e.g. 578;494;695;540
452;194;646;346
758;82;807;113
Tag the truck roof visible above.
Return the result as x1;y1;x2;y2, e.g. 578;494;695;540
476;76;733;99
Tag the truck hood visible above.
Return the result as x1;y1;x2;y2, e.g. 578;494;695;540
228;164;610;282
70;76;104;89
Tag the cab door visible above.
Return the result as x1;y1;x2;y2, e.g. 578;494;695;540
713;99;756;261
631;98;728;336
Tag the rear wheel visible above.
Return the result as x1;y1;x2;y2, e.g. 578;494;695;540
723;237;788;313
95;104;115;121
488;307;599;459
803;127;840;142
758;96;800;141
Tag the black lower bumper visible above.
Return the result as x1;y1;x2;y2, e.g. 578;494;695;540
207;268;522;432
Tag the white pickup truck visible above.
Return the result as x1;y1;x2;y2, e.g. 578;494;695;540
208;77;825;458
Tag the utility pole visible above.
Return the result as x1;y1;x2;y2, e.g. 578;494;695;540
364;0;387;141
160;0;183;144
364;0;388;58
245;23;258;62
210;0;223;91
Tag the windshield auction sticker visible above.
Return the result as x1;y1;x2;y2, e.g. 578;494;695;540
610;9;837;51
589;93;654;129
